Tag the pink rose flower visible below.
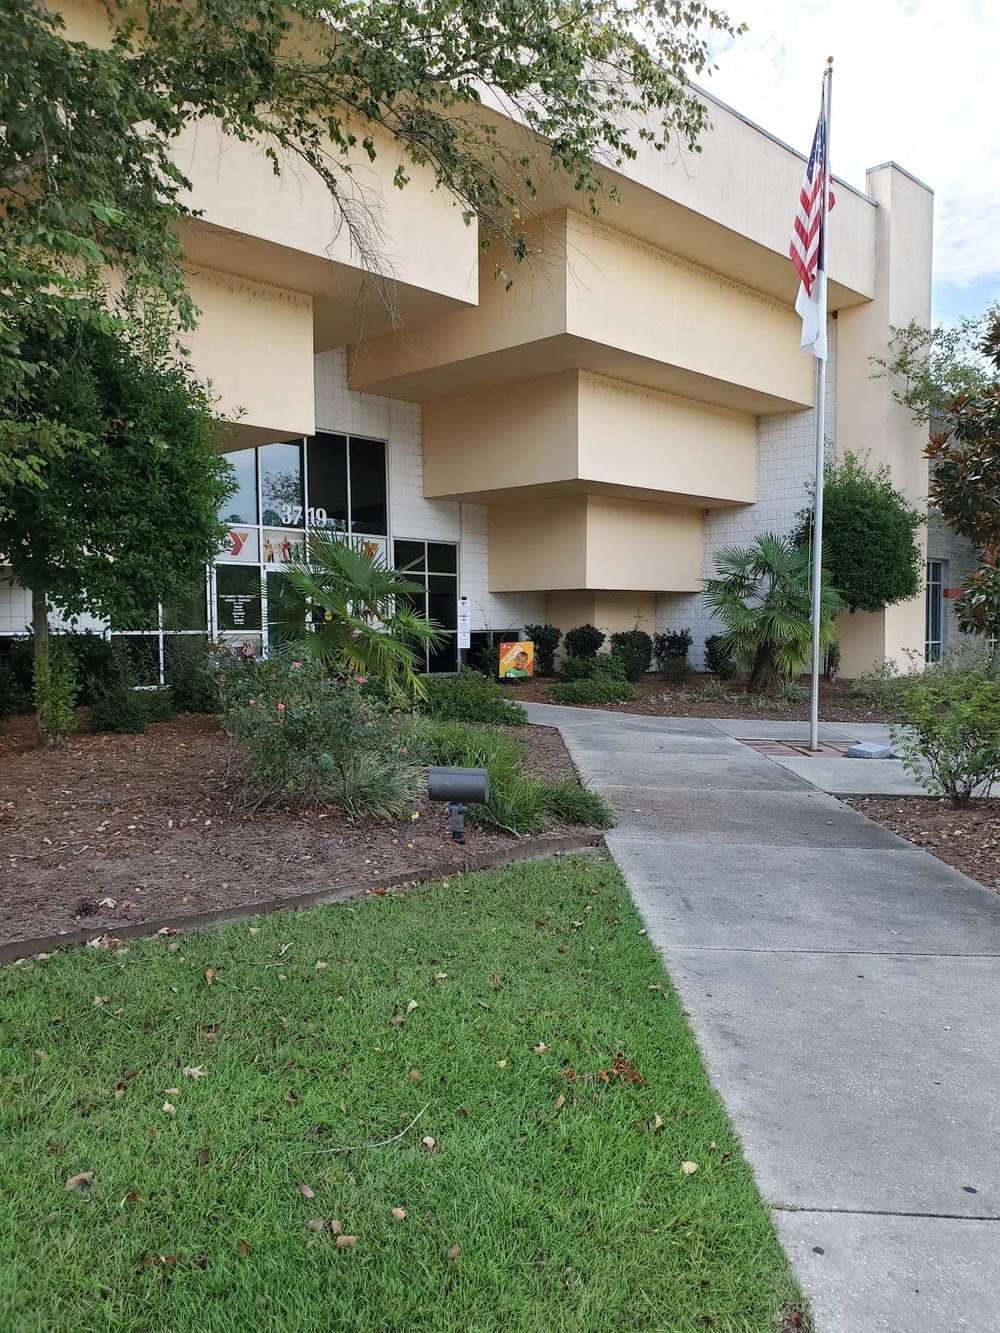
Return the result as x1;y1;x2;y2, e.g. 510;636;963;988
277;703;286;710
292;661;303;668
356;676;368;684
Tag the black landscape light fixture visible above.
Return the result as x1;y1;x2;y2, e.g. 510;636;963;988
427;766;490;844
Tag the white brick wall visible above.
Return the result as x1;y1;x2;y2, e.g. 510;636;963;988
658;318;838;667
314;349;543;634
0;577;107;637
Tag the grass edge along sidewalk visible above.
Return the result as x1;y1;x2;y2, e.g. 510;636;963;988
0;854;807;1332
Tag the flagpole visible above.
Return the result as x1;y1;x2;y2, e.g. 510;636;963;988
808;59;833;753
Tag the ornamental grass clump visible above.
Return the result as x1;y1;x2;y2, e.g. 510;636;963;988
221;656;423;819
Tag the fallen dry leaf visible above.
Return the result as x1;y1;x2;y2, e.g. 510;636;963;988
421;1136;439;1154
681;1161;699;1175
391;1207;407;1220
406;999;418;1014
497;1059;508;1069
390;1015;405;1028
335;1234;358;1247
183;1066;206;1079
408;1069;421;1081
203;969;216;986
554;1094;566;1111
491;971;502;987
92;996;109;1007
162;1102;176;1115
330;1219;342;1234
308;1218;325;1231
297;1184;316;1199
164;1087;180;1096
237;1241;249;1257
65;1171;93;1191
197;1148;212;1167
448;1243;462;1263
315;960;328;971
534;1042;547;1053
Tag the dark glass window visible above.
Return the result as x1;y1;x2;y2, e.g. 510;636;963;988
394;540;425;572
428;575;457;631
392;539;459;673
216;566;262;632
221;448;257;526
260;441;304;528
307;434;349;532
349;437;388;535
427;542;458;574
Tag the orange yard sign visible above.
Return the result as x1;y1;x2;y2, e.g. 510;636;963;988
499;641;534;679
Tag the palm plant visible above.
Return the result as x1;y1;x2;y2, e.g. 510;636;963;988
270;534;443;700
704;533;842;696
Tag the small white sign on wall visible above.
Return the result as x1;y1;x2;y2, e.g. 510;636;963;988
457;595;471;650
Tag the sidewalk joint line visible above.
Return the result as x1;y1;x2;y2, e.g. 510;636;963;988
774;1205;1000;1222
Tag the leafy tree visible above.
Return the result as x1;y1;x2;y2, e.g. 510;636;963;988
271;535;443;701
1;0;742;439
704;533;842;696
791;451;923;614
0;316;234;747
871;310;997;423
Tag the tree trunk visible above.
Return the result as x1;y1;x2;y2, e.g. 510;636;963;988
32;586;60;751
747;644;782;697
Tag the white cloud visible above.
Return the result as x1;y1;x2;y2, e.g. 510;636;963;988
701;0;1000;306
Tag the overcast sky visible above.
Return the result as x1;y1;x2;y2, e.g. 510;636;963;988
702;0;999;325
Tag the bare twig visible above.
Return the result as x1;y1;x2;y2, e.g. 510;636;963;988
311;1103;430;1154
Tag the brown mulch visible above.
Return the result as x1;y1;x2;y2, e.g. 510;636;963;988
0;713;595;948
506;675;892;723
844;796;1000;895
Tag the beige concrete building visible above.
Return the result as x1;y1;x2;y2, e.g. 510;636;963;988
0;9;934;676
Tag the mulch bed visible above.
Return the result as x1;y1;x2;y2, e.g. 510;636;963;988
0;713;597;948
506;675;892;723
844;796;1000;895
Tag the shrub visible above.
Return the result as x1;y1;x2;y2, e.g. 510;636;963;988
891;669;1000;807
610;629;653;681
165;636;221;714
524;623;562;677
653;629;692;666
559;654;592;682
591;654;629;681
660;655;692;685
424;721;547;834
541;779;615;828
421;668;527;726
140;687;176;724
221;656;423;817
549;677;635;705
60;632;118;706
88;644;148;734
563;624;605;659
850;660;908;713
791;451;923;614
704;634;736;679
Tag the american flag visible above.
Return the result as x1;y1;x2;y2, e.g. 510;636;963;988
790;96;829;360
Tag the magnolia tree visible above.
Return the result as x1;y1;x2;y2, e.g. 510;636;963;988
880;309;1000;638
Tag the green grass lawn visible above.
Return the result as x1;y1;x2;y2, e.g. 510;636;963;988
0;855;806;1332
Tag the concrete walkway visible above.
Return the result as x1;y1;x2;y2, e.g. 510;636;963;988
525;703;1000;1333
